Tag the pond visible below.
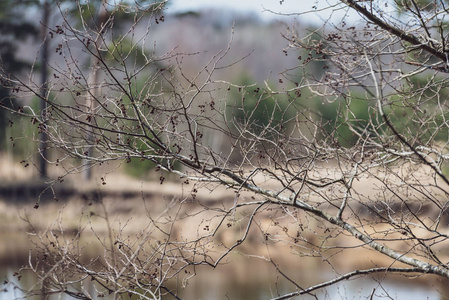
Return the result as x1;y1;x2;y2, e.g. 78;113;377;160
1;257;447;300
0;185;448;300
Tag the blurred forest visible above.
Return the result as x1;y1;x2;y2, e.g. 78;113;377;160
0;1;328;180
4;1;449;299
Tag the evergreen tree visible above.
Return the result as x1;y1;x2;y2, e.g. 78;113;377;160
0;0;38;150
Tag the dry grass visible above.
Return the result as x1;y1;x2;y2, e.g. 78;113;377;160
1;155;449;283
0;153;35;182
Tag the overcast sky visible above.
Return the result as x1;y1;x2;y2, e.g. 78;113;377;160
166;0;354;24
168;0;313;14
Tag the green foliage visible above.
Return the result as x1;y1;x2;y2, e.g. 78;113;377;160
0;0;39;152
314;74;449;149
395;0;448;12
0;89;13;150
226;73;293;138
69;0;166;26
109;75;169;178
0;94;42;158
0;0;39;20
385;75;449;143
317;93;376;147
105;37;153;67
124;157;157;178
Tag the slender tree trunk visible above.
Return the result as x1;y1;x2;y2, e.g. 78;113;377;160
39;0;50;179
83;1;108;181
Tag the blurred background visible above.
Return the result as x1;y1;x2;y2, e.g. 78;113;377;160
0;1;446;299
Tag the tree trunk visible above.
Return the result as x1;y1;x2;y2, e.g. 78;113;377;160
83;1;109;181
38;0;49;179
